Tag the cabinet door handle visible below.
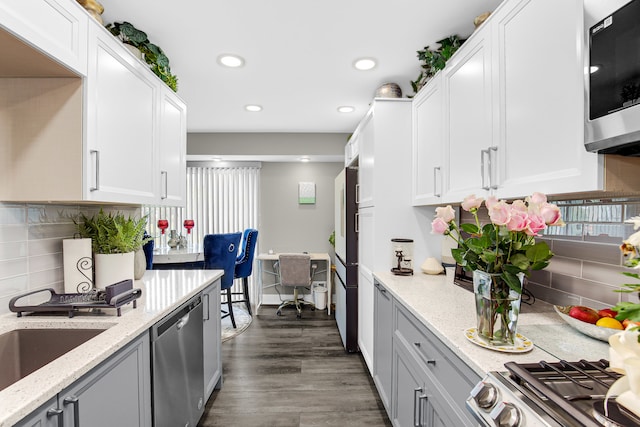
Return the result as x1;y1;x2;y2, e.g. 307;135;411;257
90;149;100;191
203;292;210;321
480;148;489;190
488;146;498;190
433;166;441;197
419;394;429;427
355;183;360;204
160;170;168;199
413;387;423;427
64;395;80;427
354;212;360;233
46;408;64;427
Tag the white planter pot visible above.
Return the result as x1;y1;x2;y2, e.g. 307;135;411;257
94;252;134;290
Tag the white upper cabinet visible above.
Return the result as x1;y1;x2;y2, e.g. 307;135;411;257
357;99;413;209
0;5;187;205
412;74;444;206
0;0;88;76
85;24;157;204
356;110;375;207
442;25;494;204
491;0;600;199
158;87;187;206
411;0;640;205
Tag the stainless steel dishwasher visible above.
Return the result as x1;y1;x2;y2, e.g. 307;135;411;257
151;294;204;427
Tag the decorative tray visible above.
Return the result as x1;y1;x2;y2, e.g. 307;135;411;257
554;305;618;342
9;279;141;318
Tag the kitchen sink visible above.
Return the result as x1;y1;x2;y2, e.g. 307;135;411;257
0;328;107;392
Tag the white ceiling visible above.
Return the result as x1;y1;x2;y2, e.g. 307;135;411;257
98;0;503;134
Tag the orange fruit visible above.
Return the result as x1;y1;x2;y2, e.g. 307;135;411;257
596;317;624;330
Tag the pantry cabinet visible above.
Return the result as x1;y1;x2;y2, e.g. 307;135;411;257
356;99;414;373
0;0;88;76
16;333;151;427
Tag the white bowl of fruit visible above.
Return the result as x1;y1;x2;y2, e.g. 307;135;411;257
554;305;637;342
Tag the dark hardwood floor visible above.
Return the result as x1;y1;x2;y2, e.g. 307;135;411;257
198;305;392;427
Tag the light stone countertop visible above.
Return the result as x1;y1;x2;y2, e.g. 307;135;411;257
0;269;223;427
373;270;610;377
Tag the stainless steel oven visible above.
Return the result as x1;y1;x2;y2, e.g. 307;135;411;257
467;359;638;427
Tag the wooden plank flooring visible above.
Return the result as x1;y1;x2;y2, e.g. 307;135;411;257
198;306;392;427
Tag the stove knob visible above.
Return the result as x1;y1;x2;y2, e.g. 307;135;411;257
490;402;522;427
470;382;499;410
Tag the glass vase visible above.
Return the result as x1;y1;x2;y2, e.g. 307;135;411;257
473;270;523;347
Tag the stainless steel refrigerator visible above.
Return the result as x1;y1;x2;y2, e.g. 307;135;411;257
334;167;358;352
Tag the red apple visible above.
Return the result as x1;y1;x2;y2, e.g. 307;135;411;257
569;306;600;324
598;308;618;319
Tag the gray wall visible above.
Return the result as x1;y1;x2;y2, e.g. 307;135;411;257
188;132;348;156
259;162;342;255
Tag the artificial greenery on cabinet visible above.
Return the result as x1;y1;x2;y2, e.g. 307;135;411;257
105;21;179;92
410;35;465;97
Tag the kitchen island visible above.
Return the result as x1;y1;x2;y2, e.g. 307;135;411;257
0;269;222;427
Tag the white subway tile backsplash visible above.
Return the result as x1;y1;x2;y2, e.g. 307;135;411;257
27;205;78;224
0;258;28;279
0;205;26;225
0;225;28;242
28;238;63;257
28;223;77;240
0;202;141;316
0;275;29;298
29;253;63;273
0;241;28;261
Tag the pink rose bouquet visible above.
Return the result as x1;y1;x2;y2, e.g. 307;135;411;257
431;192;564;294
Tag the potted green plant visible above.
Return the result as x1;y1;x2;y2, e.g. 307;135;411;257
409;35;465;97
77;209;151;289
105;21;178;92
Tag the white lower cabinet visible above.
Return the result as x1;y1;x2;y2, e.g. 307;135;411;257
357;207;375;372
372;280;480;427
16;333;151;427
203;279;222;400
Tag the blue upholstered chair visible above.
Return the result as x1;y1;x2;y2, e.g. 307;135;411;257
203;232;242;328
234;229;258;315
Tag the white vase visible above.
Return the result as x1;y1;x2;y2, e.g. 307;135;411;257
94;252;135;290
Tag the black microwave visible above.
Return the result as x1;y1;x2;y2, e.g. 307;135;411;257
585;0;640;155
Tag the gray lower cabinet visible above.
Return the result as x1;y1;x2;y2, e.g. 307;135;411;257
203;278;222;400
392;302;479;427
16;333;151;427
373;280;393;414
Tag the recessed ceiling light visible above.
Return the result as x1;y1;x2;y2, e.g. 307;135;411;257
337;106;355;113
354;57;377;71
245;104;262;112
217;54;245;68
